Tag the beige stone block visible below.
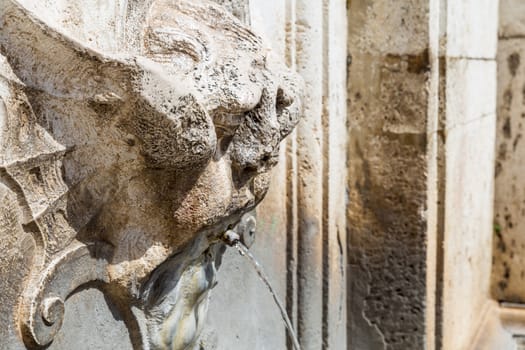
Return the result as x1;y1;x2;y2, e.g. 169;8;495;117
442;57;497;347
446;59;497;128
443;112;497;350
492;39;525;302
499;0;525;38
447;0;499;59
441;58;498;350
347;49;430;349
348;0;429;56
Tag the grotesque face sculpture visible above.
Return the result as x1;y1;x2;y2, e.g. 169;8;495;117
0;0;301;349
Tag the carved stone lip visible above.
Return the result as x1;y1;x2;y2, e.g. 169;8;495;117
204;214;246;243
199;207;257;247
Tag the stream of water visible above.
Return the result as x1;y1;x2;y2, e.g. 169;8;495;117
234;242;302;350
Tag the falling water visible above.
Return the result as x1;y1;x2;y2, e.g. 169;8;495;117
234;241;302;350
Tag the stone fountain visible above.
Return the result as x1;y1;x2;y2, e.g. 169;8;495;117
0;0;301;348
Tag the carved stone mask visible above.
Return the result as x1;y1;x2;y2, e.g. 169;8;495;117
0;0;302;349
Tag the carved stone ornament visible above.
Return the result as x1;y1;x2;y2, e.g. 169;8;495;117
0;0;302;348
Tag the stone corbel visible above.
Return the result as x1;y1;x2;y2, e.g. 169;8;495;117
19;242;114;347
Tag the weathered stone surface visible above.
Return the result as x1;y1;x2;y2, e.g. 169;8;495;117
442;58;497;350
347;1;430;348
493;24;525;302
347;0;429;56
48;287;133;350
0;0;301;348
499;0;525;38
447;0;499;59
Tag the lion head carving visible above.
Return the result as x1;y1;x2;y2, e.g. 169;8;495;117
0;0;302;348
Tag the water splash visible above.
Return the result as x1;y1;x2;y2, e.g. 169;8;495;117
234;241;301;350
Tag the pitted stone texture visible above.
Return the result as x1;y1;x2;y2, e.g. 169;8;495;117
347;0;429;56
492;39;525;302
491;0;525;306
347;1;430;348
209;0;250;23
500;0;525;38
0;0;301;349
347;52;428;350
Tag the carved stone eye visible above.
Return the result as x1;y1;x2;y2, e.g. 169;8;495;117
144;27;207;64
131;94;217;170
213;112;244;136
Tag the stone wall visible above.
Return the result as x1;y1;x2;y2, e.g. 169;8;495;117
347;1;432;348
493;0;525;303
440;2;499;349
0;0;512;349
347;1;500;349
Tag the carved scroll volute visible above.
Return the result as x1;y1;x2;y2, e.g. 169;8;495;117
19;242;114;348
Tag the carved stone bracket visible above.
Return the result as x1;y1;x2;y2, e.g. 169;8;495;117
19;242;114;347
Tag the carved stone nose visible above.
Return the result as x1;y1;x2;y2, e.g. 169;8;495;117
277;87;294;110
227;70;303;188
275;72;303;140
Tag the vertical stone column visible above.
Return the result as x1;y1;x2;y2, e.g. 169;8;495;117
286;0;348;348
440;2;499;349
492;0;525;304
323;2;348;348
294;1;325;348
347;0;499;349
290;0;348;348
347;1;433;349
